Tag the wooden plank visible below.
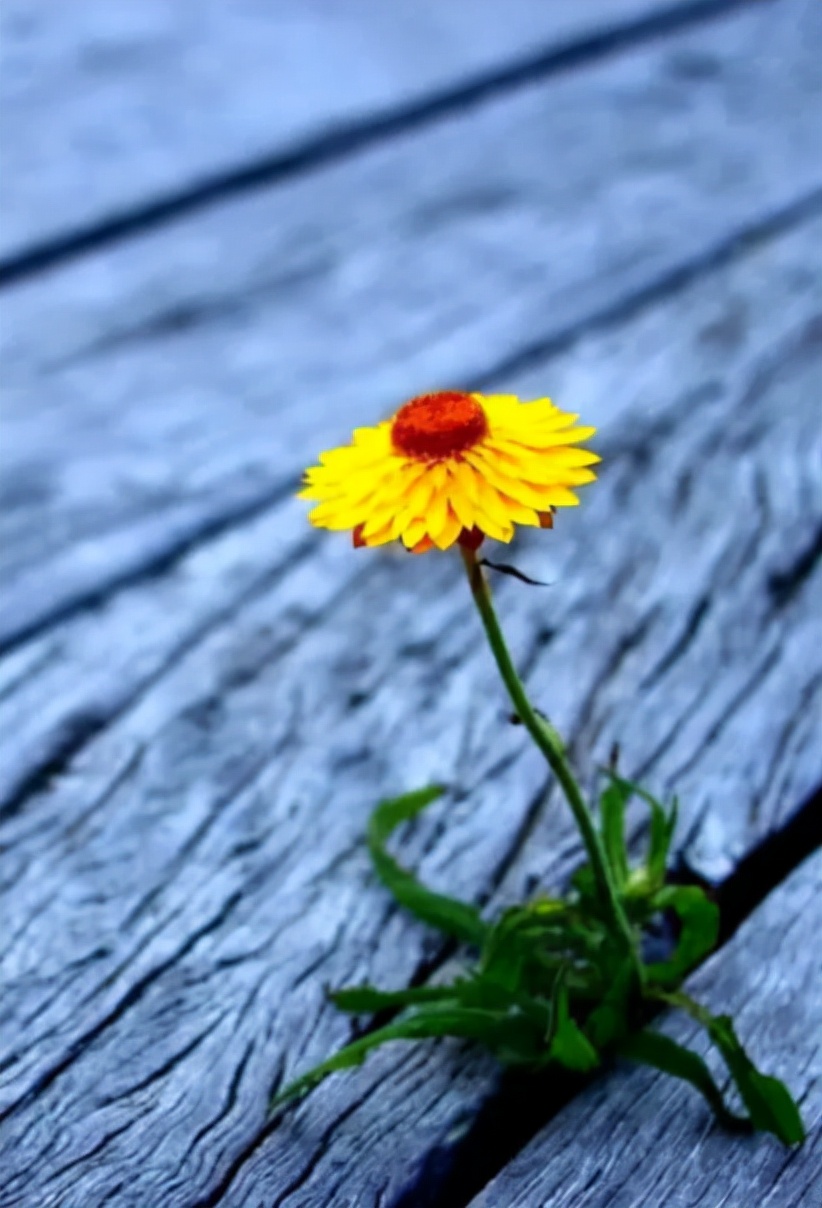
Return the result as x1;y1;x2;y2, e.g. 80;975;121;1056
2;0;821;652
468;851;822;1208
0;0;685;263
0;213;820;1207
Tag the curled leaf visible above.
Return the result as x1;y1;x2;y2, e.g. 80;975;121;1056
599;778;631;890
645;885;719;985
704;1013;805;1145
549;983;600;1072
368;786;487;947
653;991;806;1146
620;1029;750;1132
600;772;678;889
271;1004;547;1109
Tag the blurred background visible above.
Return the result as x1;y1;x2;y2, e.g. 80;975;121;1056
1;3;821;1206
1;0;819;617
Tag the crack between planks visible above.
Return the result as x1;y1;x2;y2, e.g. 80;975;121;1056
0;531;322;820
768;517;822;609
0;419;607;821
0;183;818;1191
471;183;822;390
0;0;768;289
0;475;304;658
3;565;816;1196
2;177;819;675
388;778;822;1208
187;769;822;1208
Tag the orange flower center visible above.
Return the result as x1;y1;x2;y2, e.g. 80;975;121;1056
391;391;488;461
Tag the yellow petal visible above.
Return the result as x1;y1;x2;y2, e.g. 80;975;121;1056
432;506;463;550
542;486;580;506
426;486;451;540
400;516;430;549
361;506;398;538
361;520;396;546
448;459;480;502
495;493;540;526
446;478;477;530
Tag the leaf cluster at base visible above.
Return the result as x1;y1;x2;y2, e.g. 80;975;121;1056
271;781;804;1146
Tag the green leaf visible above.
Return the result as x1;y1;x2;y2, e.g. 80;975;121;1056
270;1003;543;1110
461;978;551;1028
648;794;678;885
482;905;564;989
705;1014;806;1145
367;786;487;947
654;991;807;1146
332;976;549;1031
620;1029;750;1132
599;777;631;889
645;886;719;985
480;907;532;991
330;983;468;1013
585;958;635;1049
604;774;677;888
271;1028;390;1109
549;984;600;1072
480;902;598;1005
570;862;597;908
530;896;568;917
395;1003;544;1065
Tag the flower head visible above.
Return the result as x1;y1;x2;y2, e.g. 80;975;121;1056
299;391;599;552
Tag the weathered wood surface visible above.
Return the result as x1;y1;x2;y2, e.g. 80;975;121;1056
1;218;820;1205
3;0;821;653
470;851;822;1208
1;1;821;1205
0;0;694;265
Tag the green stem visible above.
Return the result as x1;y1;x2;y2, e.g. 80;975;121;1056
460;546;640;978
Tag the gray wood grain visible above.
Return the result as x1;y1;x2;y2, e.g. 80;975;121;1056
0;212;819;1207
2;3;821;1202
468;851;822;1208
2;0;821;652
0;0;679;261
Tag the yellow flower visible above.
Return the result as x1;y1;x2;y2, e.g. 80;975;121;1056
299;391;599;553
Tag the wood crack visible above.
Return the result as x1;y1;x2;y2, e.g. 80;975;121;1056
0;0;764;289
393;781;822;1208
0;534;330;820
1;148;820;1204
768;517;822;608
0;478;306;658
472;183;822;390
